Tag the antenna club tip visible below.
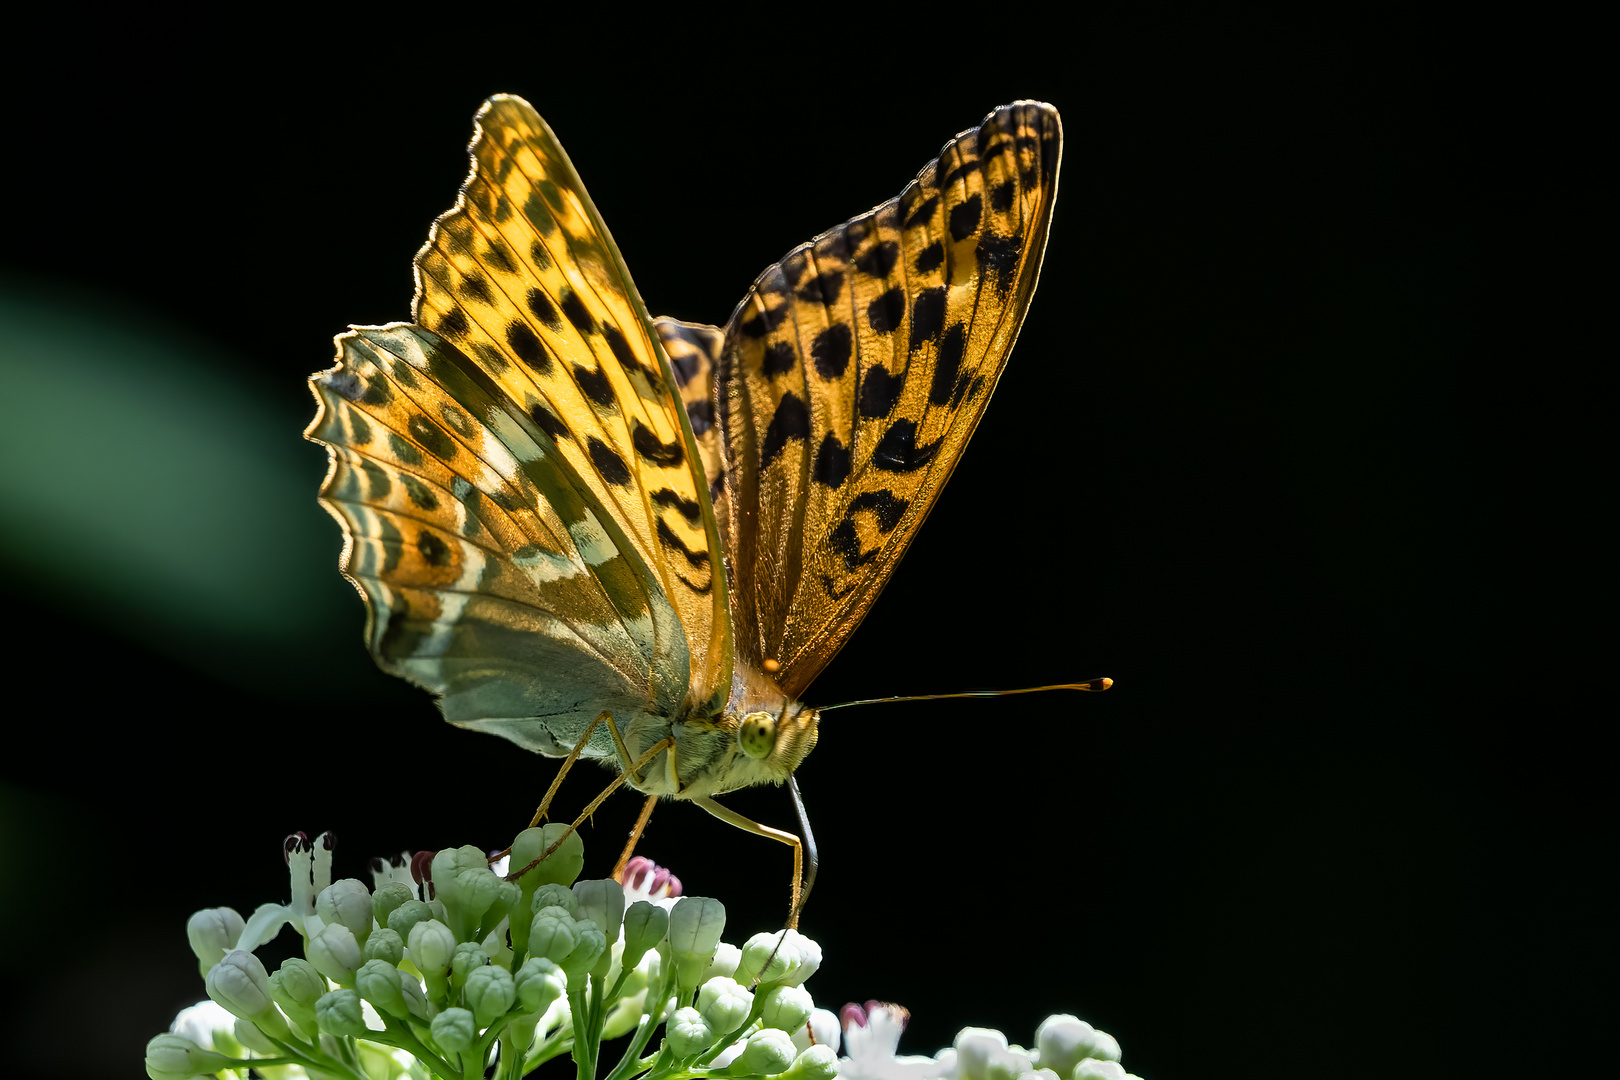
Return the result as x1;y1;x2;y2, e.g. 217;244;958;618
1090;677;1113;691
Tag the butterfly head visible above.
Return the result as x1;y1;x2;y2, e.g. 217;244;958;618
736;703;819;777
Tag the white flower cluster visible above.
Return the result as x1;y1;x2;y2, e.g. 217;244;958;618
146;828;1144;1080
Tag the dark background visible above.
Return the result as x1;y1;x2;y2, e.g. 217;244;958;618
0;14;1589;1080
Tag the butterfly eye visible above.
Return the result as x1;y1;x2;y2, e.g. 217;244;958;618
738;712;778;760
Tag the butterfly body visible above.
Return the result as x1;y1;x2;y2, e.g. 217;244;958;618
308;95;1059;831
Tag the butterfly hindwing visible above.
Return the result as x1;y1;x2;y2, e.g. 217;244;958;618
409;95;732;716
309;323;677;756
716;101;1063;698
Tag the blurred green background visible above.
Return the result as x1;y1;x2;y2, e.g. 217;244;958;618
0;13;1590;1080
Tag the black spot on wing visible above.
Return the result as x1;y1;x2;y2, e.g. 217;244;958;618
574;364;615;408
949;194;983;242
915;241;945;274
632;420;685;467
523;193;558;236
669;350;700;388
930;324;968;405
686;398;714;436
741;302;791;339
975;231;1024;295
909;287;946;350
858;364;903;419
867;287;905;333
990;181;1016;212
655;518;710;569
389;432;422;466
402;474;439;512
417;530;452;567
814;432;851;489
407;415;457;460
529;239;553;270
762;341;798;377
941;156;980;188
828;517;878;571
780;251;809;286
652;487;702;522
588;436;631;486
559;289;595;334
601;325;646;379
855;240;900;279
482;241;516;274
529;402;570;441
436;308;470;338
872;418;941;472
811;323;852;379
760;393;810;470
459;272;492;304
507;321;552;373
798;270;845;306
849;489;908;532
904;193;940;229
527;288;563;332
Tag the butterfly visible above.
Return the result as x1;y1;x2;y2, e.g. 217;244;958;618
307;96;1062;921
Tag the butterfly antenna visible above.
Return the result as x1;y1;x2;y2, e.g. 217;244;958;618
818;679;1113;711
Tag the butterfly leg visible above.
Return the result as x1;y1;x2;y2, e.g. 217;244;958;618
509;737;676;882
526;711;608;828
603;713;645;785
610;794;660;882
690;795;806;929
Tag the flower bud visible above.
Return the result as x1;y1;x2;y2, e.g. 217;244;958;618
792;1007;839;1054
1086;1032;1121;1063
736;929;821;987
760;984;813;1034
529;907;581;963
955;1028;1011;1080
532;882;581;918
698;976;754;1033
234;1017;279;1055
509;825;584;893
316;879;373;944
267;958;324;1036
515;956;567;1014
186;908;245;977
465;963;516;1026
1034;1016;1098;1077
315;989;369;1039
621;900;669;972
560;920;607;985
432;846;503;938
451;941;489;988
431;1006;477;1052
704;942;742;982
399;972;432;1021
204;951;288;1038
357;959;408;1018
738;1027;797;1076
1071;1063;1126;1080
386;898;435;939
669;896;726;989
780;1042;839;1080
408;919;457;975
372;880;414;927
665;1006;717;1056
363;927;405;966
307;923;363;987
572;879;625;946
144;1033;230;1080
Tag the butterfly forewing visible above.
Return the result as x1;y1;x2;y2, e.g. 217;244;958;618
716;101;1062;698
406;96;732;714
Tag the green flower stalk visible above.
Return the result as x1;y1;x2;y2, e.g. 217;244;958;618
150;833;1147;1080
